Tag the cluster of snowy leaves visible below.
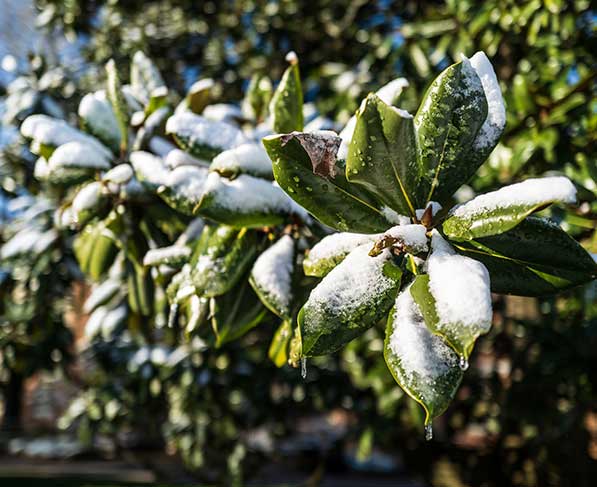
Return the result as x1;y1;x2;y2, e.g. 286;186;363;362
263;51;597;428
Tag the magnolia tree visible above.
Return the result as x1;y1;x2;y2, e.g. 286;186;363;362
15;46;597;455
262;52;597;437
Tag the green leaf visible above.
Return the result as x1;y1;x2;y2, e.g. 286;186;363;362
195;172;293;228
414;58;487;204
268;319;293;367
303;232;377;277
249;235;295;319
126;260;154;317
270;55;303;133
157;166;208;216
410;233;492;359
130;51;166;106
244;74;272;121
384;286;463;424
185;78;214;114
264;133;393;233
74;220;119;281
442;176;578;241
191;225;260;298
346;94;421;216
78;91;121;153
298;243;402;356
210;279;268;347
451;217;597;296
105;59;130;154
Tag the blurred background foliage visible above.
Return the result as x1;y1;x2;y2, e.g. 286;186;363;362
0;0;595;486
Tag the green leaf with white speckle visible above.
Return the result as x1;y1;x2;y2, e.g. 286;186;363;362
270;59;303;133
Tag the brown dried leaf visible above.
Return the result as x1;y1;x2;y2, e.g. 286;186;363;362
280;132;341;179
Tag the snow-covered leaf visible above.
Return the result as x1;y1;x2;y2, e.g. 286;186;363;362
411;232;492;359
129;150;169;190
74;220;119;281
130;51;166;106
442;176;577;241
78;90;121;153
143;245;191;267
165;149;209;169
83;279;121;314
249;235;295;318
384;286;463;424
303;232;378;277
270;53;303;133
166;111;247;160
298;244;402;356
105;59;130;153
158;165;208;216
210;142;273;179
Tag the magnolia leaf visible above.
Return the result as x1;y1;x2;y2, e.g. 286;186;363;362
263;133;393;233
186;78;214;114
126;259;154;317
166;111;247;160
346;94;421;216
83;279;121;314
196;172;300;228
210;279;268;347
303;232;378;277
210;142;274;180
106;59;130;153
451;217;597;296
129;150;169;190
411;233;492;359
269;319;293;367
442;177;577;241
281;132;341;178
191;225;260;298
270;54;303;133
74;220;119;281
414;58;487;205
384;286;463;424
78;90;121;153
245;74;272;121
143;245;191;267
298;243;402;356
249;235;295;318
71;181;108;226
130;51;166;106
158;166;208;216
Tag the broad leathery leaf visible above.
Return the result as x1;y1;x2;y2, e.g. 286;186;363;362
263;133;393;233
130;51;166;106
191;225;260;298
270;54;303;133
210;278;268;347
249;235;295;319
303;232;378;277
165;111;247;160
210;142;274;180
269;319;293;367
411;233;492;359
186;78;214;114
451;217;597;296
245;74;272;121
158;165;208;216
73;220;119;281
195;172;298;228
126;259;154;317
105;59;130;153
384;286;463;424
347;94;421;216
414;57;487;205
78;90;121;153
298;243;402;356
442;176;577;241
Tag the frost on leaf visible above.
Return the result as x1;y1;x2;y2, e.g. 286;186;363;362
143;245;191;267
280;131;341;179
250;235;295;318
384;285;463;423
369;224;428;257
299;243;402;356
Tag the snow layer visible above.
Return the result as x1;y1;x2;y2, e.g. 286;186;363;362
251;235;295;313
72;181;103;214
129;151;169;186
381;206;411;226
165;149;209;169
148;136;177;157
102;163;133;184
307;232;378;262
48;141;111;171
83;279;121;313
427;232;492;332
467;52;506;150
78;91;120;148
143;246;191;266
161;166;208;201
415;201;443;221
166;112;247;152
388;286;459;398
383;224;429;253
211;142;273;178
450;177;577;219
21;114;112;158
202;103;243;123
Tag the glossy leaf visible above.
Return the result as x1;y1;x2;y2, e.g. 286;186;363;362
451;217;597;296
414;58;487;204
263;133;393;233
105;59;130;153
298;244;402;356
270;56;303;133
268;320;293;367
384;286;463;424
346;94;421;216
191;225;260;298
73;221;119;281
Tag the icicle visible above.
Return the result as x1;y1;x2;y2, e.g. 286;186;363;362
459;355;469;371
168;303;179;328
300;357;307;379
424;423;433;441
